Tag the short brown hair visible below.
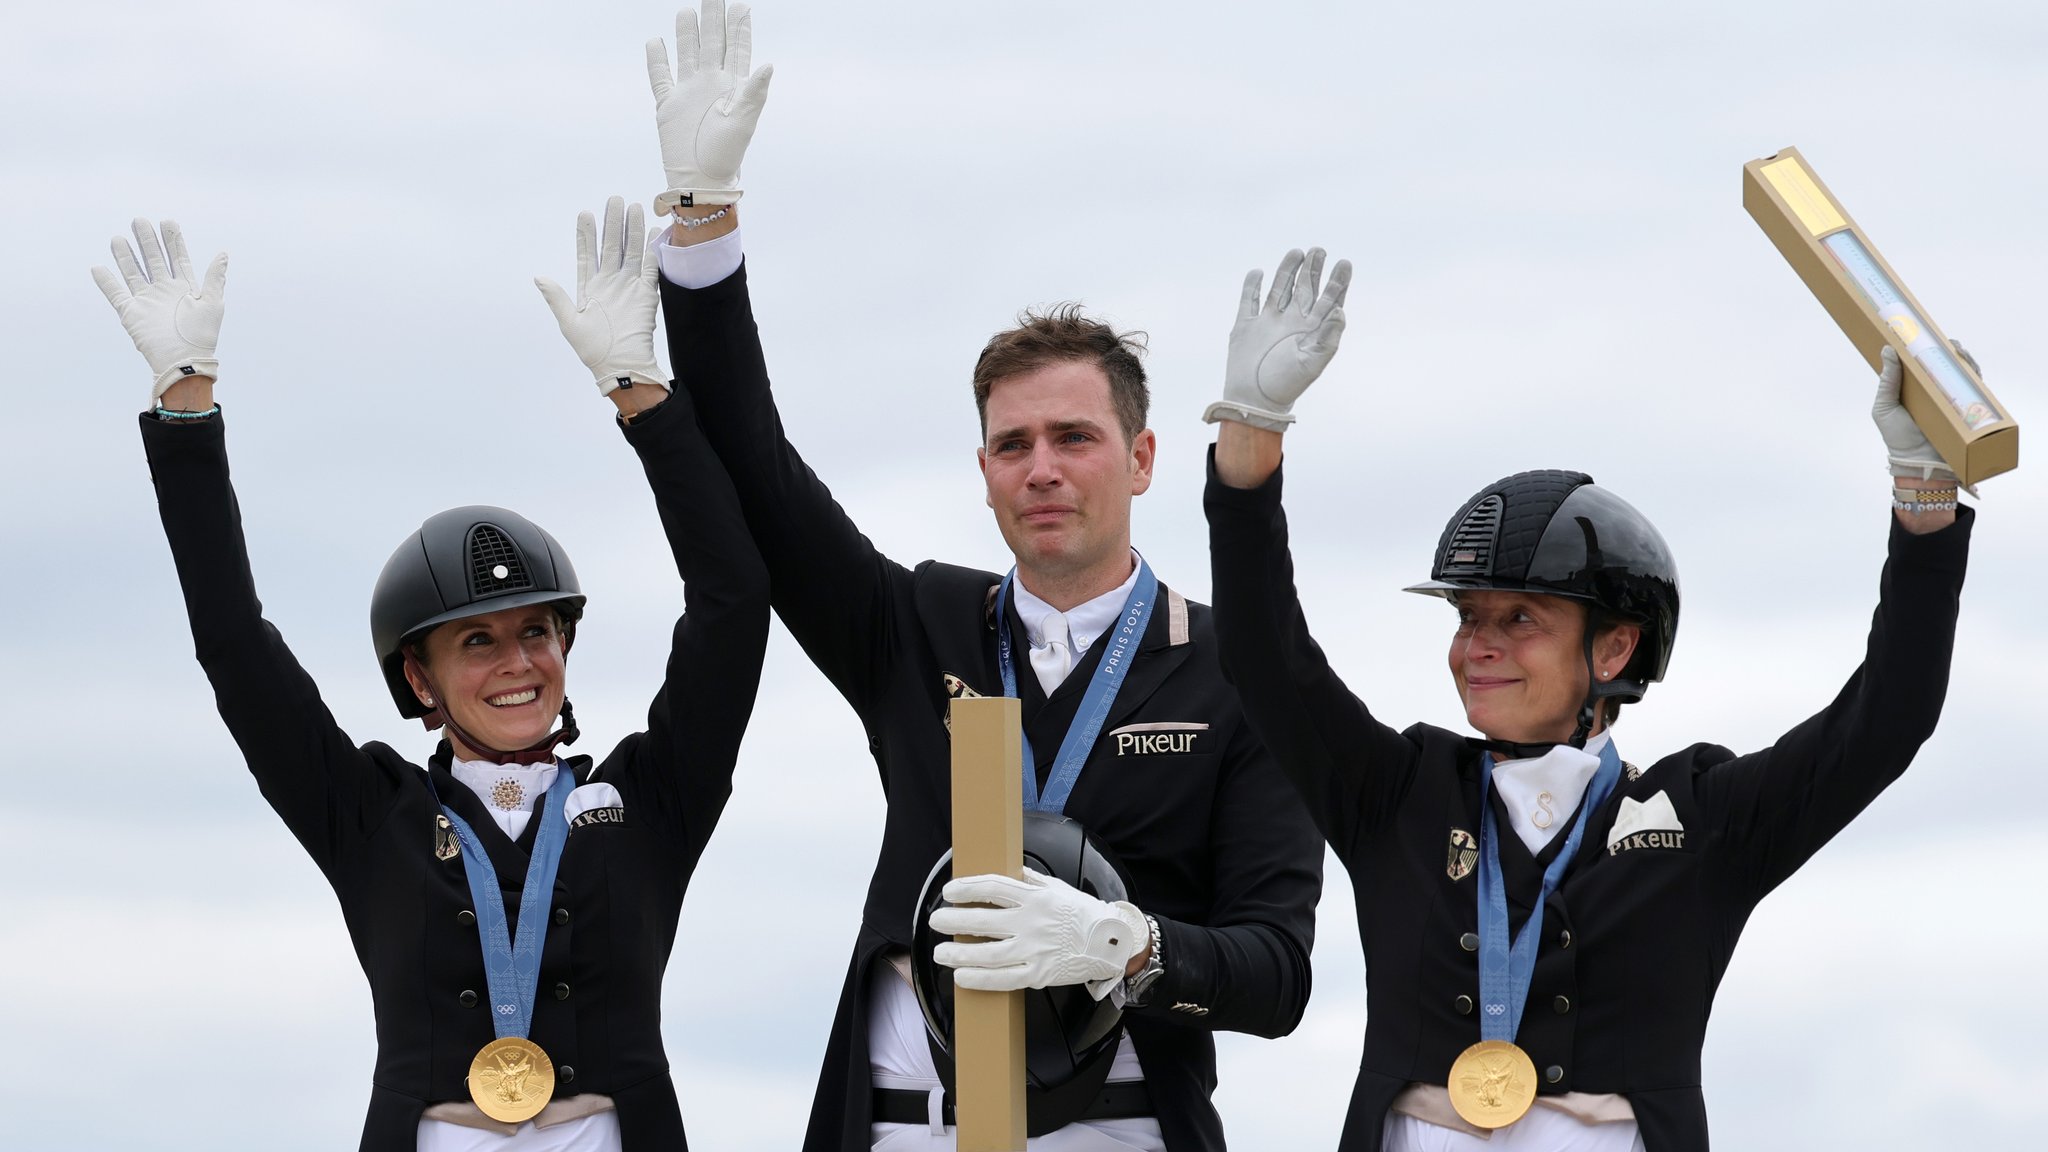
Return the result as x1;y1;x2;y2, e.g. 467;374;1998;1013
972;304;1149;443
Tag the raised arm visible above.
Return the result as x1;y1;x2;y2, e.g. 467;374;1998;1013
1204;250;1423;855
100;220;397;874
640;1;911;713
1703;345;1977;900
537;196;771;861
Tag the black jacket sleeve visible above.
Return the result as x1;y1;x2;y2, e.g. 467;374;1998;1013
1204;451;1425;859
610;390;772;862
1139;713;1323;1038
1701;506;1973;900
659;263;912;716
141;411;404;877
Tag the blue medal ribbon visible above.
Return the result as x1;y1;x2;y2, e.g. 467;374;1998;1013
436;769;577;1038
1474;740;1623;1041
993;559;1157;814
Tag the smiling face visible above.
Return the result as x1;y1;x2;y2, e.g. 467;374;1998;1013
976;359;1156;605
1447;590;1639;744
402;603;569;761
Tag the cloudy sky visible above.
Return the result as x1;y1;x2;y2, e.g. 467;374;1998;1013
5;1;2045;1149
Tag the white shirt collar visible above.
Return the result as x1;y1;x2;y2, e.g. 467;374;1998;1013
1011;550;1142;657
449;757;560;839
1490;731;1613;855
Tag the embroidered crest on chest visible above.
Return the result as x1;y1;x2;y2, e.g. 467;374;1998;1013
1447;827;1478;881
941;672;984;734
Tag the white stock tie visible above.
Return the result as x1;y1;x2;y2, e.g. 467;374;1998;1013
1030;612;1074;695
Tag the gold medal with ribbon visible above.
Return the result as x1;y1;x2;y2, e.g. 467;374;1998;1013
467;1036;556;1124
1447;1039;1537;1129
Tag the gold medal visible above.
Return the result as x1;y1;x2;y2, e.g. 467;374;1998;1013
1446;1039;1537;1129
467;1036;555;1124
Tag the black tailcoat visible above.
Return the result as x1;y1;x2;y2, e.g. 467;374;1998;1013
1204;458;1972;1152
660;264;1324;1152
140;393;769;1151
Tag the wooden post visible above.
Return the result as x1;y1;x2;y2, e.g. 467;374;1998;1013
948;696;1027;1152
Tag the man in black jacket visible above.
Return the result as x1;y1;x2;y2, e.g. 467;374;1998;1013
634;6;1322;1148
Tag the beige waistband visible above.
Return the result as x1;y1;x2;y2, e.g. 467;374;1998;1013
1389;1083;1636;1138
421;1093;618;1136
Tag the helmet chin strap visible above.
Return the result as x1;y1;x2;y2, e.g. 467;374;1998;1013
403;652;580;767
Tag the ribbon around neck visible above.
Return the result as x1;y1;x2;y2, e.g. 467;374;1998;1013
1474;738;1623;1041
437;768;576;1038
994;560;1157;814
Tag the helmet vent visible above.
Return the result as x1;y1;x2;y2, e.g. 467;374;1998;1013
468;525;534;598
1441;495;1503;576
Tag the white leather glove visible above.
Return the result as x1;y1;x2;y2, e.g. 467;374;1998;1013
1873;343;1969;488
1204;247;1351;431
535;197;668;397
931;867;1148;1000
91;219;228;402
646;0;774;214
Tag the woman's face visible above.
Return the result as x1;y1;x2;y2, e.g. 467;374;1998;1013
1446;591;1636;745
405;604;568;760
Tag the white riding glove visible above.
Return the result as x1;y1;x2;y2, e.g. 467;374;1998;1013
1204;247;1351;431
647;0;774;214
1873;343;1975;490
91;219;228;402
535;197;668;397
931;867;1149;1000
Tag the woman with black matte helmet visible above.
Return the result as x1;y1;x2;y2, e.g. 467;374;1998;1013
96;199;768;1152
1198;249;1976;1152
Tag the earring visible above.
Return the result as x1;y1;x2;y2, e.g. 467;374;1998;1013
423;694;436;706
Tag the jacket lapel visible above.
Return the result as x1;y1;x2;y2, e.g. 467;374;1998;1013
1091;581;1192;738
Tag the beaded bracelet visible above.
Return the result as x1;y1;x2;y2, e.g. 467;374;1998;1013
154;404;221;421
673;204;733;230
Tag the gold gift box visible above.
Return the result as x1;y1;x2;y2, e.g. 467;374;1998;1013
1744;146;2017;485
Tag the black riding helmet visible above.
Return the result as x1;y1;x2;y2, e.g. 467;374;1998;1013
1406;469;1680;745
913;812;1135;1137
370;506;587;742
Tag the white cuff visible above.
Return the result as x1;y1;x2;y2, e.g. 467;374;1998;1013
658;226;744;289
1202;399;1295;432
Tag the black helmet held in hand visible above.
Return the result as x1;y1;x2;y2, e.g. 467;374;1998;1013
369;505;587;719
1406;469;1680;704
913;812;1135;1137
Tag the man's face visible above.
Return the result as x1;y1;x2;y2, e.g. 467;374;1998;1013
977;359;1155;587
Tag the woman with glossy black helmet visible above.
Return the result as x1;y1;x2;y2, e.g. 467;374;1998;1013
1199;249;1976;1152
97;200;769;1152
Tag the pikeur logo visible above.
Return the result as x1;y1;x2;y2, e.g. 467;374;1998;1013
1109;722;1208;757
1607;830;1685;856
570;806;627;831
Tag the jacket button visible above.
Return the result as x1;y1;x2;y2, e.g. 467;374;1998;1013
458;989;478;1008
1554;996;1572;1014
1454;995;1473;1015
1558;929;1572;949
456;910;476;927
554;982;571;1001
560;1065;576;1083
1545;1065;1564;1084
1459;932;1479;952
553;908;570;926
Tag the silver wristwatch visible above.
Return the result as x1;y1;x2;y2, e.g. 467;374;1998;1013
1125;914;1165;1005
